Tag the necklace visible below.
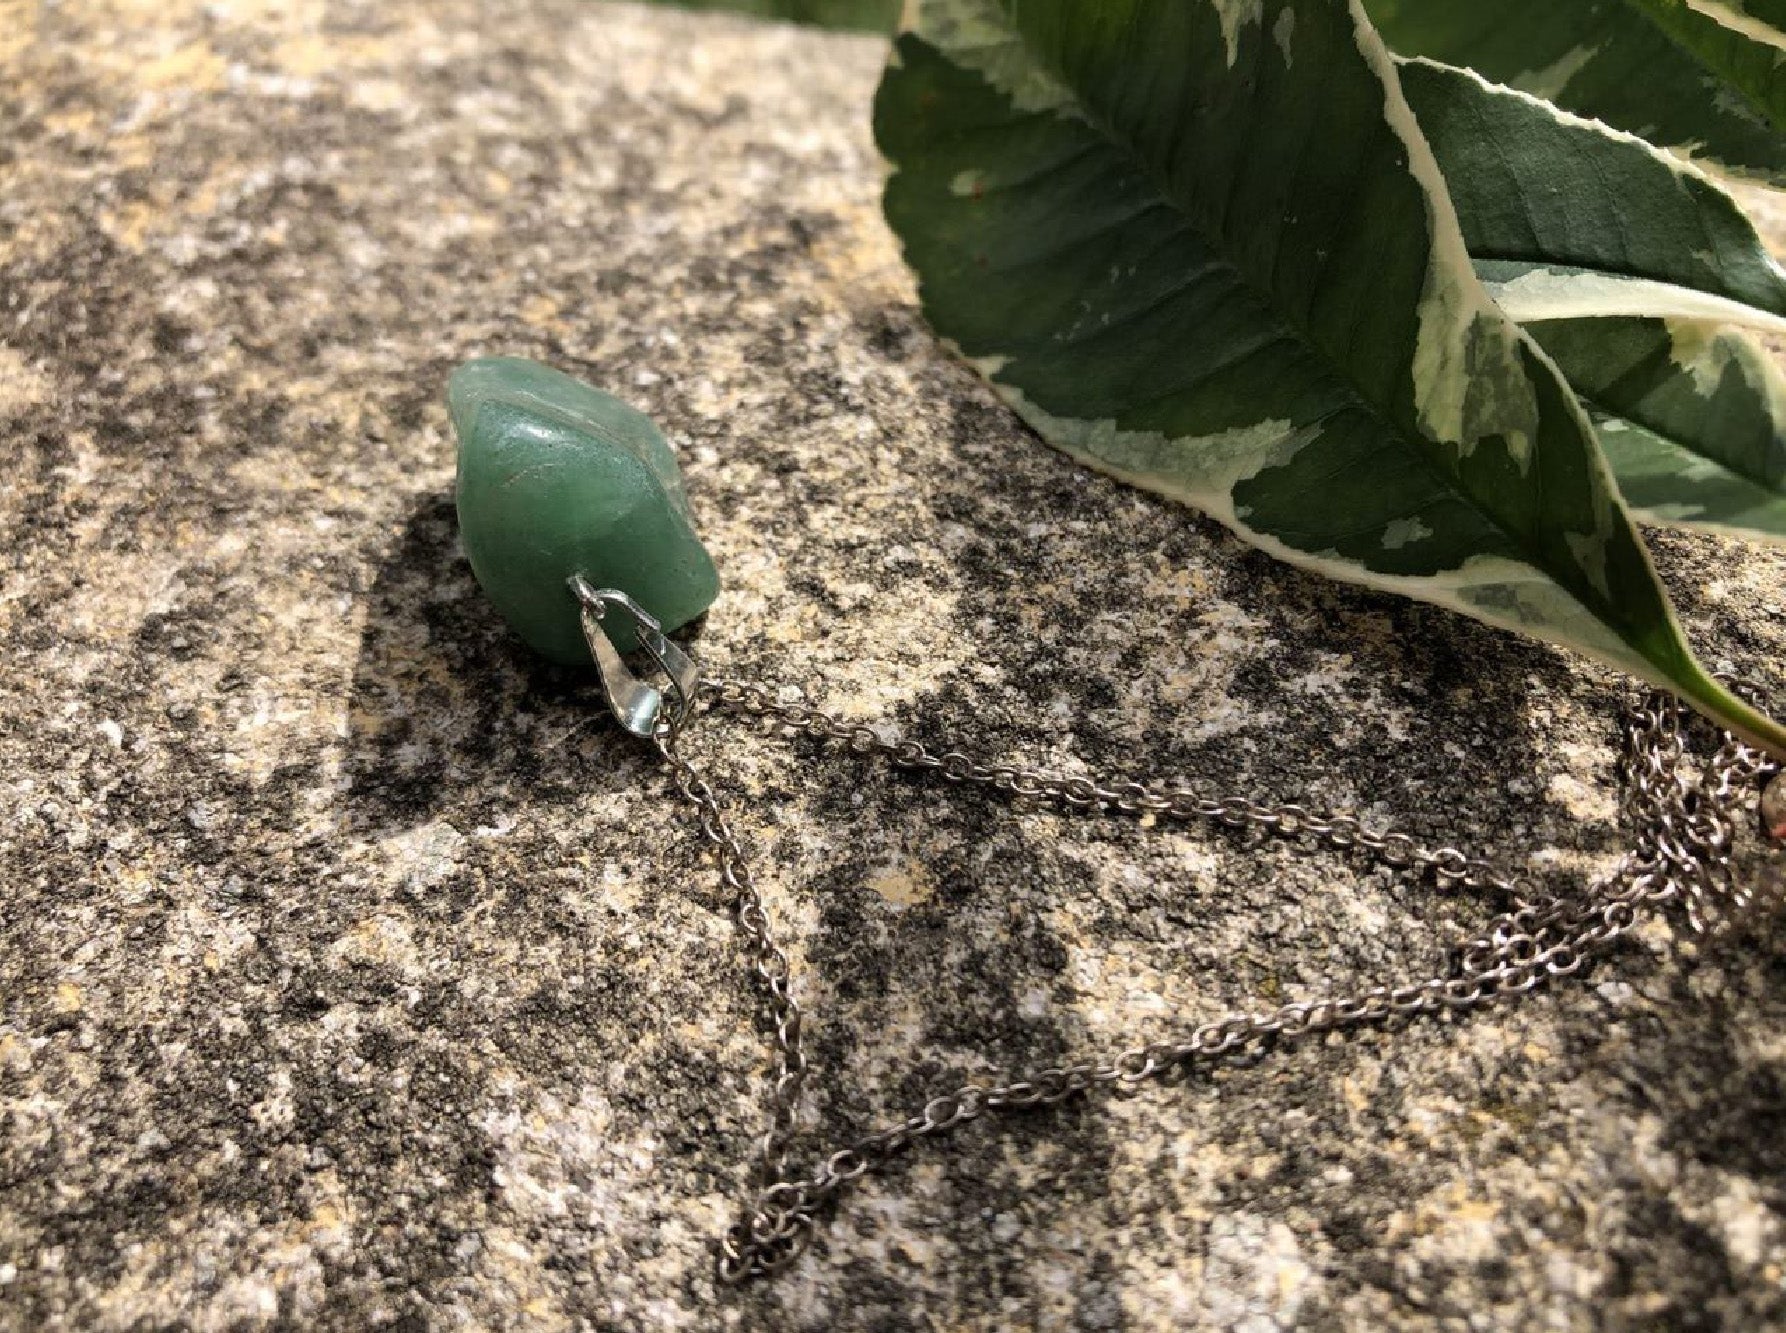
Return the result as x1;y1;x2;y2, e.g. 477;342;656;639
450;356;1786;1286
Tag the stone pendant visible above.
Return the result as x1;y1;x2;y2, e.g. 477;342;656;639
450;357;720;664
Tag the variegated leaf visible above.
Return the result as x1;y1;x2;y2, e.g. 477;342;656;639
1393;58;1786;335
875;0;1786;754
1390;56;1786;542
1364;0;1786;185
1530;318;1786;542
1626;0;1786;145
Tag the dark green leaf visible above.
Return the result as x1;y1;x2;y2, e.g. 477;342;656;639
1364;0;1786;184
1387;55;1786;542
876;0;1786;754
1531;318;1786;542
1398;57;1786;332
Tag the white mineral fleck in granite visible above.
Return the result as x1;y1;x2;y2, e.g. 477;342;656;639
1200;1211;1319;1331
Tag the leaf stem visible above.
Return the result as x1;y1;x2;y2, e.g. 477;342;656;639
1671;665;1786;763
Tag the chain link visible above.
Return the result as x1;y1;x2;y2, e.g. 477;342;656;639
646;676;1781;1285
650;726;809;1191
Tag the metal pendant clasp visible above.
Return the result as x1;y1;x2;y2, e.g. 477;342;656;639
570;576;700;738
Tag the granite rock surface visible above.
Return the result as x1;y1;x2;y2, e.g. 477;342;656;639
3;2;1786;1328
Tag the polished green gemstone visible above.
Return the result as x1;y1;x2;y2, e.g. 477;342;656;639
450;357;719;664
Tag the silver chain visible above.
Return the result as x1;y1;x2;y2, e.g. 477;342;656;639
636;669;1782;1284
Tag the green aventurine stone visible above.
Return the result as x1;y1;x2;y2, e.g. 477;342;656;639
450;357;719;664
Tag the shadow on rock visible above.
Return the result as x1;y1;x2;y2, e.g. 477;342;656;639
1649;931;1786;1188
918;393;1580;922
927;395;1584;762
342;490;626;833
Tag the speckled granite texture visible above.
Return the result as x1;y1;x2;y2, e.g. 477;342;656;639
4;3;1786;1328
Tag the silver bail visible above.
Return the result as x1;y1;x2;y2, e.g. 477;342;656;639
570;576;700;738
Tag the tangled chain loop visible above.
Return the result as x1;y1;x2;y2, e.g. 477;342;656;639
651;678;1782;1285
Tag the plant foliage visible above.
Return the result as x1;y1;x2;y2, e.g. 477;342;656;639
1365;0;1786;184
875;0;1786;754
